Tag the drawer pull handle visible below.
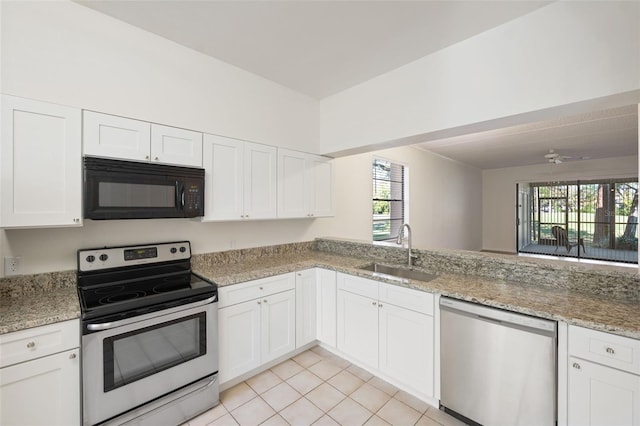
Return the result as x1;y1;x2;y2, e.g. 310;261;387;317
572;362;581;370
69;353;77;360
257;301;261;305
372;302;377;306
379;303;383;308
606;347;615;355
26;341;35;349
263;299;268;303
259;287;263;290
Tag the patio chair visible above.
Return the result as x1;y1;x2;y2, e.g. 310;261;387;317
551;226;586;253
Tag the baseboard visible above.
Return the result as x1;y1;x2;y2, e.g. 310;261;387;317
219;341;318;392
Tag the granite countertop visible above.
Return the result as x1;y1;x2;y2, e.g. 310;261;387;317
0;285;81;335
193;250;640;340
2;247;638;340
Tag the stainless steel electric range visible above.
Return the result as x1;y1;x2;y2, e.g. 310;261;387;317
77;241;218;426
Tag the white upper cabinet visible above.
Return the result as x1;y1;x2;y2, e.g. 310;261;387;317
202;134;244;221
83;111;202;167
1;95;82;228
151;124;202;167
309;156;334;217
202;134;276;221
277;148;334;218
244;142;277;219
83;111;150;162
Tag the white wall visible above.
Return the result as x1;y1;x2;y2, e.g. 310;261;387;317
319;1;640;155
0;0;324;276
1;145;481;275
482;156;639;253
0;0;319;151
312;146;483;251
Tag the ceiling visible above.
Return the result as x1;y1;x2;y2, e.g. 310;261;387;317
76;1;638;170
76;0;550;99
417;105;639;169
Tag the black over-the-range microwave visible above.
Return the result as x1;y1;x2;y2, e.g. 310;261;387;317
83;156;205;220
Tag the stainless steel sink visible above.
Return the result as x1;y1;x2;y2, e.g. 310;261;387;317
360;263;438;282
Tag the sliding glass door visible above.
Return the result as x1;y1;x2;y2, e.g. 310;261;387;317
517;179;638;264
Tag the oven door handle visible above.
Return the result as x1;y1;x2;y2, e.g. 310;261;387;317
86;295;217;331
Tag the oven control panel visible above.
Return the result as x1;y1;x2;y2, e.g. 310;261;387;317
78;241;191;271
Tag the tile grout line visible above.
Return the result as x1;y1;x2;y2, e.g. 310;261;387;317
216;347;467;426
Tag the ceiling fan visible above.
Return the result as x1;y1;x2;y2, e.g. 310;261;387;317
544;149;590;164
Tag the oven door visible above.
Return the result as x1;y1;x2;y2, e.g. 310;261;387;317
82;300;218;426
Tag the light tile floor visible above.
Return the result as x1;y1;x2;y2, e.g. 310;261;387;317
186;346;467;426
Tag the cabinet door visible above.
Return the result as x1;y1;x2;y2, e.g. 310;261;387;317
379;302;434;397
244;142;277;220
308;156;334;217
218;301;261;384
337;290;378;369
1;95;82;227
202;134;244;221
316;269;337;347
296;269;317;348
83;111;151;162
0;348;80;426
150;124;203;167
277;149;308;218
568;356;640;426
261;290;296;364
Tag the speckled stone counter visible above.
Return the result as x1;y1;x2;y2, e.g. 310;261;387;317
2;238;639;340
0;271;80;334
193;240;640;340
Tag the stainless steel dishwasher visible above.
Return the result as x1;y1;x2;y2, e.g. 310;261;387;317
440;297;557;426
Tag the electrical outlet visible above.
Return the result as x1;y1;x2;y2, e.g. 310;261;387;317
4;257;21;276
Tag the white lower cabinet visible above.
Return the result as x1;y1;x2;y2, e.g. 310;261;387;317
567;325;640;426
0;320;80;426
568;356;640;426
296;269;318;348
218;299;262;382
337;289;379;368
316;268;337;347
218;273;296;384
379;302;434;395
261;289;296;363
336;272;435;398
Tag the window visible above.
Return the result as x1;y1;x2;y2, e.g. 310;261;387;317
372;159;406;242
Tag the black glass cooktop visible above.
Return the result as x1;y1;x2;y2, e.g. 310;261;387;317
78;265;217;321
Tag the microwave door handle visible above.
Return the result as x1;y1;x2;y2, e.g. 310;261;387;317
176;182;185;210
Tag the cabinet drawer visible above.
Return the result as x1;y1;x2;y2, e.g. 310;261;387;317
569;325;640;375
219;273;295;308
337;273;378;300
379;283;434;315
0;320;80;368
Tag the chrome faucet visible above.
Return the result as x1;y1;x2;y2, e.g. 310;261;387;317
396;223;416;267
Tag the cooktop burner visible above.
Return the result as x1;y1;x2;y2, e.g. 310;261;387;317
77;241;217;322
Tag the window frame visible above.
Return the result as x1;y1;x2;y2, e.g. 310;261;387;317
372;157;409;244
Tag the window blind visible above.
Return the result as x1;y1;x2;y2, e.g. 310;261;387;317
372;159;405;241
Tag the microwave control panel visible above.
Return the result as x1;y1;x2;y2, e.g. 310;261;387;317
183;181;204;216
